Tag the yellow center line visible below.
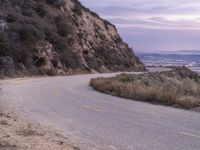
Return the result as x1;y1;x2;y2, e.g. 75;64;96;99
179;132;200;139
81;105;103;112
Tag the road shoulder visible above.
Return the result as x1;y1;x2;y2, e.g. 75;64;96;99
0;101;79;150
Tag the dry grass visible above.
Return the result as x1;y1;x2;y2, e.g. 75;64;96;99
16;123;36;136
0;140;17;150
90;67;200;109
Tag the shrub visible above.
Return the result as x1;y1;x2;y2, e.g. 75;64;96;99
46;32;68;51
18;24;41;42
55;15;73;37
72;1;83;16
46;0;66;7
0;56;15;76
59;51;81;68
45;68;56;76
90;68;200;109
85;56;100;70
117;74;135;83
0;33;9;55
21;9;34;17
51;59;58;67
0;71;4;79
6;14;17;23
17;124;36;136
34;4;46;17
32;56;46;67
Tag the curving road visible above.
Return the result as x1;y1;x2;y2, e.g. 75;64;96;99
0;72;200;150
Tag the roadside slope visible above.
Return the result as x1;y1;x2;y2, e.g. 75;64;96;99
0;102;79;150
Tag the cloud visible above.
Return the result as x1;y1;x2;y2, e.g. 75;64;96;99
80;1;200;30
118;27;200;51
80;0;200;51
105;15;200;30
81;0;200;15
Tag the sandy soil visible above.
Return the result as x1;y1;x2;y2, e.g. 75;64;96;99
0;103;79;150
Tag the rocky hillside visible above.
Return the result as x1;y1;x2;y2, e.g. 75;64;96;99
0;0;145;76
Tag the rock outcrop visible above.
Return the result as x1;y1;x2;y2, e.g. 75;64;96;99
0;0;145;76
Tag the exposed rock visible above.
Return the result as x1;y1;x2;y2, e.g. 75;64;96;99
0;0;145;76
34;40;63;70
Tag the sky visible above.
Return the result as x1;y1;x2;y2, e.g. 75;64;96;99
79;0;200;51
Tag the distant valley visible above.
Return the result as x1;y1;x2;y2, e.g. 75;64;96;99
136;50;200;73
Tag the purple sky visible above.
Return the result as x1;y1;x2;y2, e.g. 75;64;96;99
80;0;200;51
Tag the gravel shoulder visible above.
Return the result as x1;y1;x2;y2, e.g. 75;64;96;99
0;101;79;150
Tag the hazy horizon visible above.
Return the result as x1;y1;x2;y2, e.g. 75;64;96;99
80;0;200;51
135;49;200;53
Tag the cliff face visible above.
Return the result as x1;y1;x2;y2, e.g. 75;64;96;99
0;0;145;76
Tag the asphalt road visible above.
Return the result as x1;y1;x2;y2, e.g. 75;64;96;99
0;72;200;150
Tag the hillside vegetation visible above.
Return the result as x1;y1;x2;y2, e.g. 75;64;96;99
0;0;145;77
90;67;200;109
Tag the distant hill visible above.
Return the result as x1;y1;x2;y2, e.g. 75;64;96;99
136;50;200;74
0;0;145;77
177;50;200;54
136;50;200;55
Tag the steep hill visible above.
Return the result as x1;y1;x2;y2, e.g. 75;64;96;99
0;0;145;76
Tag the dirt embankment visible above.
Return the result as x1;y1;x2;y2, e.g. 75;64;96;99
0;103;79;150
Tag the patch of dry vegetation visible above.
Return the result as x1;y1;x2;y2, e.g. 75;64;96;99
90;67;200;109
0;104;79;150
